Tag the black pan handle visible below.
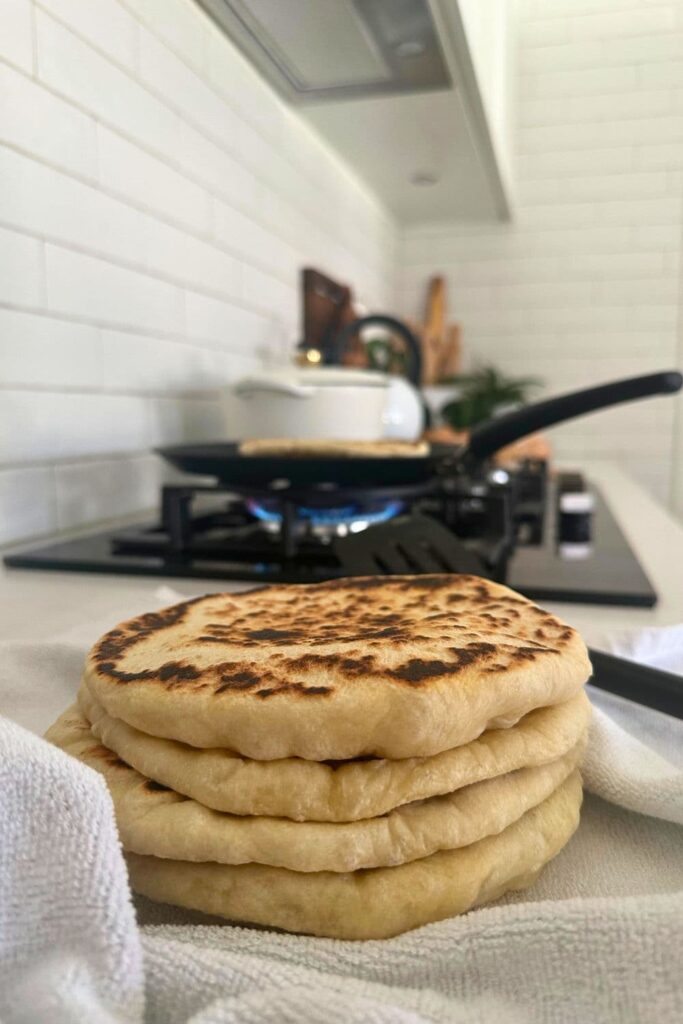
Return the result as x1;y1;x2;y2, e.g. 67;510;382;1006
464;371;682;463
588;647;682;719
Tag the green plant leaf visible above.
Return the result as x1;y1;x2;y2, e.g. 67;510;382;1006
437;364;544;428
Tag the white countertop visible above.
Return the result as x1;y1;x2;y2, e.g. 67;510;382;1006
1;461;682;650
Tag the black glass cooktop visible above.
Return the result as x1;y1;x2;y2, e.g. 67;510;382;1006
4;484;656;607
507;486;655;606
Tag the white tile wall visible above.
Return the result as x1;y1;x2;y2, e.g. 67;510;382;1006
398;0;683;512
0;469;57;546
0;0;33;74
0;0;396;545
0;62;98;177
0;226;45;306
39;0;139;71
0;309;101;388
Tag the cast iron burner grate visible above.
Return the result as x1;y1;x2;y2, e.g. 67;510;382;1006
3;465;657;606
112;478;474;570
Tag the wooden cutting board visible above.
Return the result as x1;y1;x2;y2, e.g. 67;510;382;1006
419;276;461;384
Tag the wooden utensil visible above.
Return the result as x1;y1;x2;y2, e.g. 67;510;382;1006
421;276;447;384
440;323;462;379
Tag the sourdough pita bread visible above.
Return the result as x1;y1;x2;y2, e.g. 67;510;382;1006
79;685;590;821
126;772;583;939
45;706;584;872
82;576;591;759
238;438;430;458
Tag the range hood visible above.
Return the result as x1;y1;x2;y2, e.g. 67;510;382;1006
196;0;514;223
196;0;451;103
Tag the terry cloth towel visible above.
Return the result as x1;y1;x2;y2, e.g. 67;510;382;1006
0;714;143;1024
0;622;681;1023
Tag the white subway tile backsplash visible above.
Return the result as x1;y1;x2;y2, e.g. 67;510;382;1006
629;224;682;251
137;27;242;159
523;7;676;47
563;252;666;279
522;30;683;73
143;217;241;299
634;141;683;169
0;226;44;306
0;143;146;266
55;454;161;530
436;255;562;287
428;251;666;287
0;0;33;73
519;171;668;204
590;196;683;226
146;396;223;446
55;393;150;458
519;114;683;154
517;146;633;180
184;291;274;353
97;127;210;234
520;89;673;129
592;277;680;305
518;202;597;228
177;121;260;214
637;60;683;90
522;0;665;20
45;244;184;333
518;15;571;47
0;309;101;388
0;390;149;465
0;467;57;545
0;134;239;304
0;64;98;180
241;265;297;323
520;39;601;74
473;331;674;360
520;65;638;99
204;20;287;148
0;391;66;464
122;0;209;72
38;0;139;71
36;10;183;161
462;281;593;311
100;331;212;392
211;198;297;280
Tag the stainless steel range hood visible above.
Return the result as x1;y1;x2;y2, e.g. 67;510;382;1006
195;0;514;223
195;0;451;103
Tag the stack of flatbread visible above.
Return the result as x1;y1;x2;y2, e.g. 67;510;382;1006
45;575;592;940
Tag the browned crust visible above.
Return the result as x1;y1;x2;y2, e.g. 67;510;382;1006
82;575;590;758
86;575;577;700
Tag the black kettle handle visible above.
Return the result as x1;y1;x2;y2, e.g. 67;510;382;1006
465;371;682;463
328;315;423;386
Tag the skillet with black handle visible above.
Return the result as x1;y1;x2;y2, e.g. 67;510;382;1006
158;370;682;487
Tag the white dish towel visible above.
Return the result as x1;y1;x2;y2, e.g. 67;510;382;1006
0;628;682;1024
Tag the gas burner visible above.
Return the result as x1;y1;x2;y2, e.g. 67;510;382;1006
3;460;657;607
245;498;405;539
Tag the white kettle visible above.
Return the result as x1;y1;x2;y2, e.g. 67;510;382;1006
225;365;424;442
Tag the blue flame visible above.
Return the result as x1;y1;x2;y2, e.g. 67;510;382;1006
246;499;404;529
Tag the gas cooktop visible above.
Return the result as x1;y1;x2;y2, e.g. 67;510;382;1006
4;464;656;607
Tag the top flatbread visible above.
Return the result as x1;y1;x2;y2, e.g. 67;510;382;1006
82;575;591;760
238;438;430;458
